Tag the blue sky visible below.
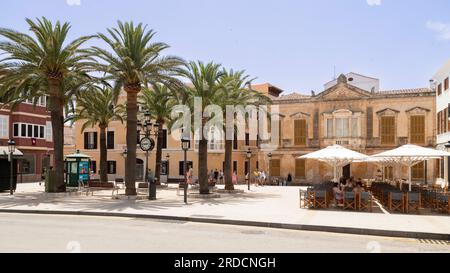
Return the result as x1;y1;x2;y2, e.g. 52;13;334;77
1;0;450;94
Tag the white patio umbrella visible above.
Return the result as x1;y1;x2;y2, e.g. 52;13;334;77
371;144;450;191
299;145;368;182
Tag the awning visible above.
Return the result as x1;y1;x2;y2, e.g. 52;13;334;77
0;146;24;157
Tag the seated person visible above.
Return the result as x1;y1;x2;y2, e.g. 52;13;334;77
353;182;363;194
333;182;344;205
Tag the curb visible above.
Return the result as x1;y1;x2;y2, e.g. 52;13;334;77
0;209;448;241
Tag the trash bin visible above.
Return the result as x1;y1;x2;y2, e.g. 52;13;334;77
45;169;56;193
148;177;157;200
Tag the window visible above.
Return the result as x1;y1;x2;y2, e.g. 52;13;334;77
27;125;32;137
245;133;250;146
295;159;306;179
384;166;394;180
20;155;35;174
438;83;442;95
107;131;115;149
294;119;307;146
84;132;98;150
0;115;8;138
46;121;52;141
21;124;26;137
233;161;237;173
256;161;259;170
412;162;424;180
270;159;280;177
442;108;448;133
410;115;425;144
33;125;39;138
12;123;45;139
336;118;349;138
445;77;449;91
90;161;97;174
13;124;19;137
161;129;167;149
380;116;395;145
244;161;249;175
327;118;333;138
161;161;169;175
107;161;116;174
179;161;193;176
351;118;359;137
233;133;238;150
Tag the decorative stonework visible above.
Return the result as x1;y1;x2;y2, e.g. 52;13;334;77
376;108;400;116
290;111;310;119
406;106;430;115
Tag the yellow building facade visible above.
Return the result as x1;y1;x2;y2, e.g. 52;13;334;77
65;73;437;185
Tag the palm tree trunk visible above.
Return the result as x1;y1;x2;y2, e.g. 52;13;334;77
125;86;139;196
48;78;65;193
99;125;108;184
224;139;234;190
198;138;209;194
155;121;164;185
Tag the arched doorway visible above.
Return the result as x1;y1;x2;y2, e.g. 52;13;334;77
136;159;144;181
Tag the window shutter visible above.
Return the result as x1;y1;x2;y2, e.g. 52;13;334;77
84;132;88;149
271;159;281;177
294;120;307;146
295;159;306;179
93;132;98;149
107;131;115;149
162;129;167;149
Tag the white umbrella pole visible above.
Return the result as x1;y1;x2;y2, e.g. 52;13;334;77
408;164;412;192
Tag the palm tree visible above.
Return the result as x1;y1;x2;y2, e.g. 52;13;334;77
89;21;185;195
219;70;254;190
139;84;178;185
183;61;225;194
0;17;93;192
66;87;123;184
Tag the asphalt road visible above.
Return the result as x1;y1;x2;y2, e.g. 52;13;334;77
0;213;448;253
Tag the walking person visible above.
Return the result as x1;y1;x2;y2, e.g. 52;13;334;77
286;173;292;186
232;171;238;185
213;169;219;183
219;170;224;184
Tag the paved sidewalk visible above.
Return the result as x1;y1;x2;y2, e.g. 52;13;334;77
0;183;449;240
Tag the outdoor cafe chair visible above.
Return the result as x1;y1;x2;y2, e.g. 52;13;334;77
303;188;315;208
343;191;357;210
406;192;421;214
388;192;405;213
359;192;373;212
436;193;449;214
314;190;328;209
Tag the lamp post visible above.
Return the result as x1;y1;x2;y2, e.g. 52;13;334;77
8;139;16;195
181;136;190;204
165;154;170;178
138;111;158;200
268;153;272;185
246;148;252;191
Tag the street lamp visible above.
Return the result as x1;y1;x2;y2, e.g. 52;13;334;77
246;148;252;191
8;139;16;195
268;153;272;185
181;136;190;204
165;154;170;179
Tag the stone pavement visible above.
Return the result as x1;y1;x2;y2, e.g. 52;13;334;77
0;183;449;240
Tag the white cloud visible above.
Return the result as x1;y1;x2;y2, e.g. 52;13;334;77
366;0;381;6
426;21;450;40
66;0;81;6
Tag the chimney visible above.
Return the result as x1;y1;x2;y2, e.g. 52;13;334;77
429;79;436;91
